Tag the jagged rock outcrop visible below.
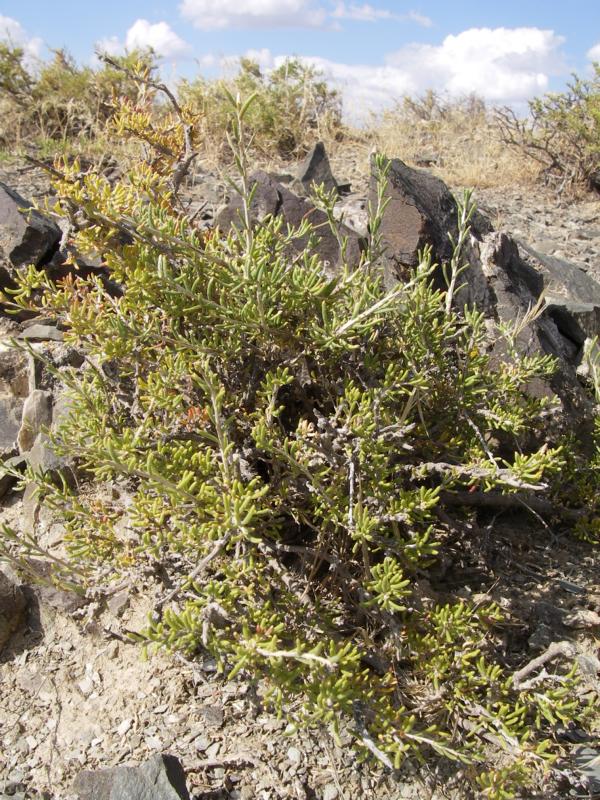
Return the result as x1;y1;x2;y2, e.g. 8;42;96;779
367;157;599;432
217;170;363;272
369;156;492;280
0;182;61;272
459;231;595;429
297;141;339;196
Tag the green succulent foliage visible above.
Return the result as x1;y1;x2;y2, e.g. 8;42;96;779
3;94;592;791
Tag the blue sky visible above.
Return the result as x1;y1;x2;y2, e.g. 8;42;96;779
1;1;599;120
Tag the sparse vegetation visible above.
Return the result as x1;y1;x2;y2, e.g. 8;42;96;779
496;63;600;193
179;56;342;161
366;90;541;188
1;38;599;197
0;44;159;156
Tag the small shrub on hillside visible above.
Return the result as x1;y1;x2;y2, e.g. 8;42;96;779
496;64;600;193
0;44;158;151
179;57;342;159
1;93;596;795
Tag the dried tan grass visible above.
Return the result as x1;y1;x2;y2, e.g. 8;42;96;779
354;95;541;190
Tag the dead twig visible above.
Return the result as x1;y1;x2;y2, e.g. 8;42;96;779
153;533;232;615
440;489;586;523
513;641;576;690
97;53;198;195
186;754;258;771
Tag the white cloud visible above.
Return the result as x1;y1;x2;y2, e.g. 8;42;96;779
241;27;565;123
331;3;432;25
95;35;123;57
244;48;276;68
407;10;432;28
95;19;189;61
0;15;43;62
332;2;393;21
587;42;600;62
125;19;190;58
179;0;328;30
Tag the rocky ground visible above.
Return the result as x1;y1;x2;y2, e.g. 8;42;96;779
0;150;599;800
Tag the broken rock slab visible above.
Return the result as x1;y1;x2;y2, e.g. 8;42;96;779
369;156;492;281
0;345;30;450
17;323;64;343
0;395;26;452
0;182;61;270
460;231;596;433
217;170;363;273
73;753;190;800
296;141;339;196
369;155;598;434
17;389;52;454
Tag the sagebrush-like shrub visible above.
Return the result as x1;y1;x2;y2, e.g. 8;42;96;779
179;57;342;159
496;64;600;193
0;44;158;150
2;93;596;797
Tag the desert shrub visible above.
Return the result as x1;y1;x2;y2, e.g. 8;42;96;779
0;44;159;151
179;56;342;160
1;94;596;795
368;90;540;188
496;64;600;193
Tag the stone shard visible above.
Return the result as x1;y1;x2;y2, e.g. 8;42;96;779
17;323;64;342
217;170;363;272
0;395;26;451
297;141;338;196
0;347;30;451
369;156;492;281
17;389;52;454
458;230;595;431
0;182;61;270
0;569;27;652
519;242;600;307
73;754;190;800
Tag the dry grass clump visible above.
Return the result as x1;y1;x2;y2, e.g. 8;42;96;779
366;91;541;189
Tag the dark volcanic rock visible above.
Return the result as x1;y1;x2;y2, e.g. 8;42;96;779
0;454;27;499
370;157;491;280
297;141;338;196
217;170;363;272
519;243;600;307
0;182;61;269
371;156;598;432
73;753;190;800
458;231;595;429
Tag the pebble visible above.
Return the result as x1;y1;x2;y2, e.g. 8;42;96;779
205;741;221;758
